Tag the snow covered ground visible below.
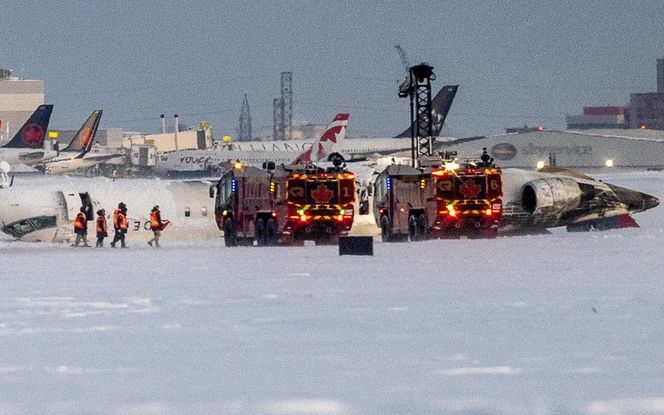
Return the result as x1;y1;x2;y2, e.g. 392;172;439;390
1;170;663;415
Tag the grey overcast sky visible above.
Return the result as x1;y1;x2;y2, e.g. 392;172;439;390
2;0;663;138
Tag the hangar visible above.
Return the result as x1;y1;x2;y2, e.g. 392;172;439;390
437;129;664;169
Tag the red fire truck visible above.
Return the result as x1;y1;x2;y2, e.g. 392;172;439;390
373;150;502;240
210;162;356;246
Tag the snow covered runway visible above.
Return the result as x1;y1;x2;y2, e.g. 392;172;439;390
0;171;663;414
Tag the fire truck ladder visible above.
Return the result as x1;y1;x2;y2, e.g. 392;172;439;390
399;63;436;166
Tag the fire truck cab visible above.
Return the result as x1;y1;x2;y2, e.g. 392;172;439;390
428;156;502;238
372;164;434;242
373;149;503;240
211;162;355;246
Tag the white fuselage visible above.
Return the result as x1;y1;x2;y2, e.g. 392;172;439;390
0;176;218;242
0;148;58;166
154;137;419;173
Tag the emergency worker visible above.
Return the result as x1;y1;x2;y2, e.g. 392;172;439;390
110;202;128;248
147;205;164;247
73;206;90;247
95;209;108;248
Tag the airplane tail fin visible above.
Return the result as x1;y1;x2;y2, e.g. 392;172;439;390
293;113;349;164
395;85;458;138
63;109;103;156
2;104;54;149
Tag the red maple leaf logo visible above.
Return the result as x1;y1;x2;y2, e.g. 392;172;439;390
79;128;93;148
310;184;334;204
22;124;45;148
459;181;482;199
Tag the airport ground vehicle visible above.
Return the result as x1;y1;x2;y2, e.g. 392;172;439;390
211;162;355;246
373;151;503;240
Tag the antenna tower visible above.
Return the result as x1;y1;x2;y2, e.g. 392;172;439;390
238;94;252;142
280;71;293;140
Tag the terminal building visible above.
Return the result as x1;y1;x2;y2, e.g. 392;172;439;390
567;59;664;131
565;106;630;129
0;69;45;142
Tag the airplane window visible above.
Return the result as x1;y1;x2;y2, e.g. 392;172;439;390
2;216;56;238
31;216;57;230
4;220;34;238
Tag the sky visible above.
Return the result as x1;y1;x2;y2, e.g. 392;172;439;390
2;0;664;138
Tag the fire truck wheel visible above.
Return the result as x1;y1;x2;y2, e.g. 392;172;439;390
266;218;278;245
417;214;426;239
223;218;236;247
380;215;391;242
255;218;266;246
408;215;420;241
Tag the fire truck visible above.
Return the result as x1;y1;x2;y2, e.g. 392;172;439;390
373;150;503;240
210;162;356;246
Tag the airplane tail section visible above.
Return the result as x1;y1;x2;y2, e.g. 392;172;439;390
293;113;349;164
2;104;54;149
63;109;102;156
395;85;458;138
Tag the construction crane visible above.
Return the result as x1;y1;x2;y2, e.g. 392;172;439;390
394;45;410;72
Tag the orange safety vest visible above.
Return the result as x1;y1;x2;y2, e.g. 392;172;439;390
113;209;128;230
74;212;87;230
96;216;108;233
150;210;161;230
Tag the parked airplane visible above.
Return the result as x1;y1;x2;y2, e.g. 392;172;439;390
0;164;657;242
0;104;55;165
37;110;125;174
155;113;349;175
212;85;459;160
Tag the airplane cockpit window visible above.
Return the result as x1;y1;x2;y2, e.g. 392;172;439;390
3;216;56;238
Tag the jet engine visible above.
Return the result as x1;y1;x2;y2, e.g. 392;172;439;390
521;177;582;218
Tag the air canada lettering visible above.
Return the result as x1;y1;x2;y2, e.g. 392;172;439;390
180;156;213;165
522;143;592;156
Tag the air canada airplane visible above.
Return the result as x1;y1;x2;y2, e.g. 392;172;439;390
155;113;350;174
0;164;657;242
37;110;124;174
0;104;55;165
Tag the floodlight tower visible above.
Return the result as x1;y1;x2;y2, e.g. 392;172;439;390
238;94;252;142
280;71;293;140
398;63;436;166
273;97;283;141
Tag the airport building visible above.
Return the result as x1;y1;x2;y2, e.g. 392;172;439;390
565;106;630;129
0;69;45;142
437;128;664;168
629;92;664;130
566;59;664;131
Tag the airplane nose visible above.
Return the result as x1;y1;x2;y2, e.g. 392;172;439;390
642;193;660;211
608;183;659;213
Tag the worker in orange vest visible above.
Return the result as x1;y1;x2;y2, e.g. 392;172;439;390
95;209;108;248
147;205;165;247
73;206;90;247
110;202;128;248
